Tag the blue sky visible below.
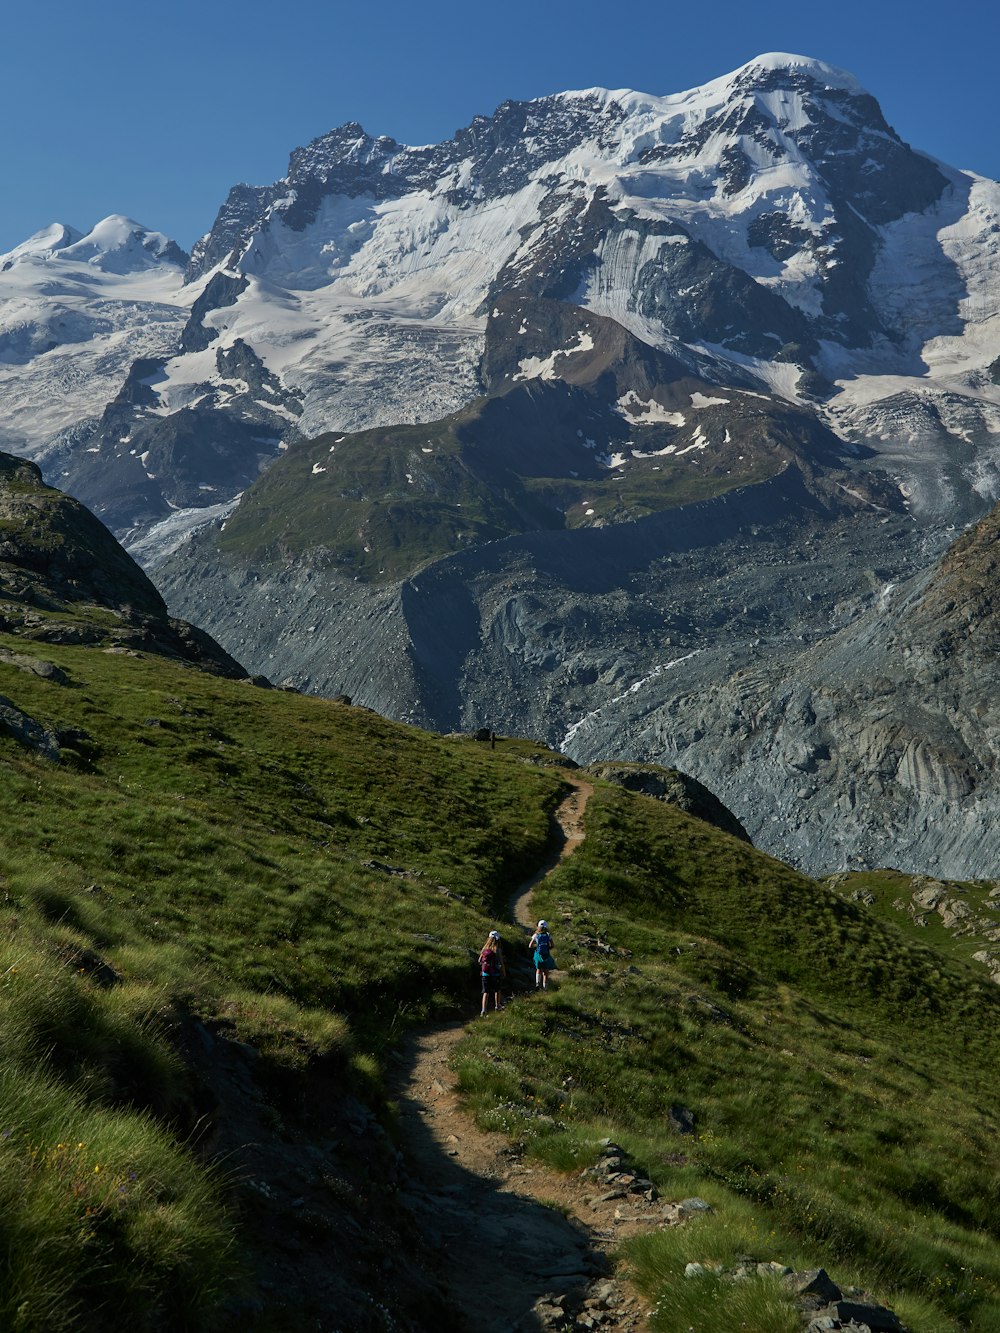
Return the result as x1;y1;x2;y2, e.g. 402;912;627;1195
1;0;996;255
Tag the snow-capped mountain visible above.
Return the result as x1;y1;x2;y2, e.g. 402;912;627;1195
0;214;306;540
176;49;999;480
5;53;1000;874
3;54;999;546
0;216;191;475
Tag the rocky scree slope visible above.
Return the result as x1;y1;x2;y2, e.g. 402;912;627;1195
563;499;1000;879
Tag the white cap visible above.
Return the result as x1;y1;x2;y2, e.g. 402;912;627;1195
489;930;500;939
538;920;548;929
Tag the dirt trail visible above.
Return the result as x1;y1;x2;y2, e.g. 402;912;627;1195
391;776;654;1333
509;777;592;931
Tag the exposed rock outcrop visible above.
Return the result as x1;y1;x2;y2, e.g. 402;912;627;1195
0;451;246;679
584;762;750;843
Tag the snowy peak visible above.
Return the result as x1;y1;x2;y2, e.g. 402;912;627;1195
1;216;187;275
589;52;943;226
59;216;188;273
715;51;866;96
1;222;83;268
563;53;866;128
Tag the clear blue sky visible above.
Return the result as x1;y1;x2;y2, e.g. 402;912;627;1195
1;0;995;255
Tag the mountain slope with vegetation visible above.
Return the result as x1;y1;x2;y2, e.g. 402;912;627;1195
459;785;1000;1330
3;455;1000;1330
214;299;858;585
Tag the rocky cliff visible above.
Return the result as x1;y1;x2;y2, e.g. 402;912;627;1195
0;451;246;681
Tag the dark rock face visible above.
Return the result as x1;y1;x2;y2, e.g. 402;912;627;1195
66;407;283;532
215;339;301;413
109;358;165;411
584;762;751;842
633;223;813;357
748;211;816;263
0;451;246;678
64;334;301;534
180;270;249;353
187;185;279;280
755;70;947;226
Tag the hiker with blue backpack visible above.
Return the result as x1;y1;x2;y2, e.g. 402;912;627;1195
479;930;506;1015
530;920;555;990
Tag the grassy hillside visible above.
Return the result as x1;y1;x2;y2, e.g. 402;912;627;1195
457;784;1000;1331
215;379;796;584
0;629;568;1328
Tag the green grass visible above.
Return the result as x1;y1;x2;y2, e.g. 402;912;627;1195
0;1057;231;1331
215;382;784;583
825;869;1000;975
9;627;1000;1327
0;636;568;1322
456;784;1000;1329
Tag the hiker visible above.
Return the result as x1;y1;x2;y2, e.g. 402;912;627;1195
530;920;555;990
479;930;506;1015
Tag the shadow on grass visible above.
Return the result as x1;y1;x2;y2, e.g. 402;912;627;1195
389;1019;609;1333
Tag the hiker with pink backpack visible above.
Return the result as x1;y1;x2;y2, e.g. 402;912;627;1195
478;930;506;1015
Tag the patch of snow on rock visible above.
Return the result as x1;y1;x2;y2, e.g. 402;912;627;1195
615;390;687;426
513;331;595;382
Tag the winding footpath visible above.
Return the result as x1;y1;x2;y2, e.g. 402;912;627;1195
391;776;654;1332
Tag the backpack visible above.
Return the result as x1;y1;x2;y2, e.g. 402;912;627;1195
480;947;501;976
536;931;552;958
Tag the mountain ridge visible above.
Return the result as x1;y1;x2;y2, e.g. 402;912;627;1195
4;52;1000;876
5;53;997;543
0;449;246;685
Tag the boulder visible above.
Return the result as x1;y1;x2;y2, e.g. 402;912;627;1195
940;899;973;927
0;650;70;684
0;695;61;760
912;883;947;911
814;1298;902;1330
668;1104;696;1135
783;1268;843;1306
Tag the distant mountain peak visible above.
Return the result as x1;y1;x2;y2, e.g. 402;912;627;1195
728;51;866;92
0;221;83;267
60;216;188;272
1;215;187;275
